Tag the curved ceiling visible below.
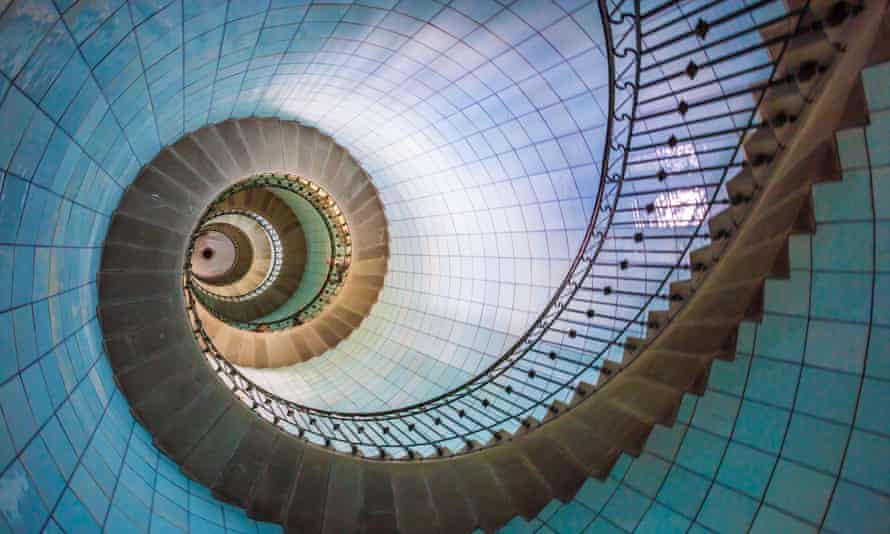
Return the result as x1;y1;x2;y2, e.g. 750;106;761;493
2;1;889;533
0;0;609;412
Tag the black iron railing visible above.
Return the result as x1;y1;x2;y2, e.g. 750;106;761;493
189;174;352;330
184;0;824;459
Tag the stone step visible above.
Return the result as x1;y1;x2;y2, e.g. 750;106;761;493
622;336;646;364
212;417;280;507
284;445;331;533
487;448;552;520
105;213;187;253
516;432;588;502
391;464;439;534
246;436;303;522
645;310;669;340
153;384;233;463
542;409;623;474
361;463;399;532
626;349;714;394
182;403;253;489
322;456;364;533
602;376;684;426
424;462;477;533
150;147;217;201
450;455;517;532
572;396;653;459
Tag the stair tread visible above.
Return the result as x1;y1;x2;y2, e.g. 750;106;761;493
452;455;519;531
213;417;280;506
154;384;233;462
487;448;552;520
285;445;331;533
539;411;622;476
248;436;304;522
361;462;399;532
424;461;477;533
322;456;364;534
150;149;216;201
183;403;253;487
518;432;588;502
571;398;651;459
392;465;439;534
602;376;684;426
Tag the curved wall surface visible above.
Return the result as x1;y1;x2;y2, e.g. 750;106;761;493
0;0;888;533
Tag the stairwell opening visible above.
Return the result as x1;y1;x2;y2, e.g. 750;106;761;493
186;173;352;334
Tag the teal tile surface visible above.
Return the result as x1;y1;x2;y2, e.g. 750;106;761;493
811;272;872;323
716;442;775;499
548;501;596;534
745;357;799;408
866;111;890;167
754;314;807;363
863;62;890;110
856;378;890;434
600;485;650;532
866;326;890;379
623;452;670;498
874;166;890;219
656;466;710;517
804;319;868;373
0;3;886;534
813;169;871;222
766;460;834;522
763;274;810;315
812;222;873;272
676;428;727;478
782;413;847;474
635;503;690;533
842;430;890;495
835;128;868;170
750;506;817;534
795;367;859;424
824;481;890;534
732;400;789;454
697;484;758;534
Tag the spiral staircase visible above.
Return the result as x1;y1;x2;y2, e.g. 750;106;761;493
0;0;888;533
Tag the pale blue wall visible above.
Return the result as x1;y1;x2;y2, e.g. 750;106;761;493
0;0;887;532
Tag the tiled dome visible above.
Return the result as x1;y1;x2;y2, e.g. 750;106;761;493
0;0;887;533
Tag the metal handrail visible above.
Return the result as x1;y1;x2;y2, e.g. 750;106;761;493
184;0;819;458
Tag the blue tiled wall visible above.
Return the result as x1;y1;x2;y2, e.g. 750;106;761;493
0;301;280;531
1;0;888;531
498;61;890;534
